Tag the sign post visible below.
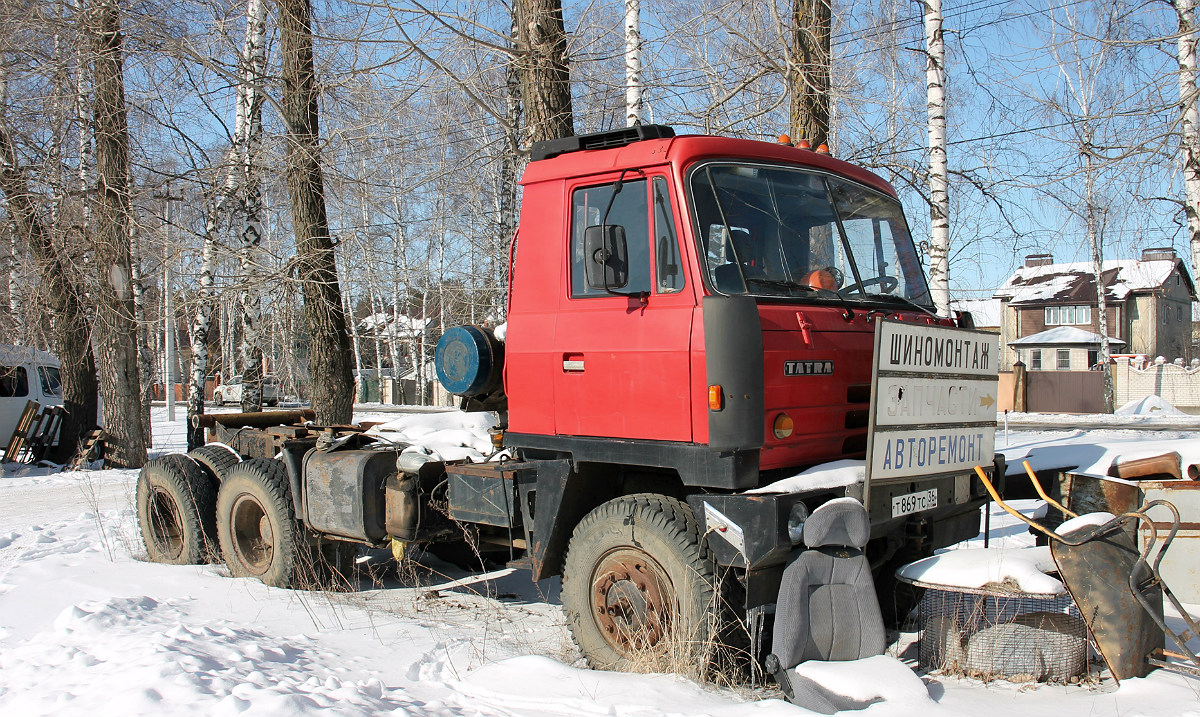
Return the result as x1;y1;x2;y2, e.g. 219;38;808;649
864;319;1000;513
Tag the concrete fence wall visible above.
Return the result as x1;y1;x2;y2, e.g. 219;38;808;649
1113;356;1200;413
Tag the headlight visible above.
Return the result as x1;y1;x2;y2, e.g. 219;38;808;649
773;413;794;439
787;502;809;545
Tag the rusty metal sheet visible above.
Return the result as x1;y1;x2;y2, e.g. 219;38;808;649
1141;482;1200;603
1110;452;1186;482
1051;524;1164;683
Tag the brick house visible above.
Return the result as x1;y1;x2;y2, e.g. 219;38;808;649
994;248;1196;371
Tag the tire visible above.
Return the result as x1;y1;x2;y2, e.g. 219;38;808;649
188;444;241;486
561;494;717;674
216;458;305;588
136;454;217;565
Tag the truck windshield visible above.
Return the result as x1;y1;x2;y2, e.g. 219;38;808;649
689;163;932;306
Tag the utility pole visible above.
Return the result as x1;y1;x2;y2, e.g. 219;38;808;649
157;182;183;422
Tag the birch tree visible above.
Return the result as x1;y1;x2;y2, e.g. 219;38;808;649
237;0;268;412
625;0;642;126
1173;0;1200;283
922;0;950;317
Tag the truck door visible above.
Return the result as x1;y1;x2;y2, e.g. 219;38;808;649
553;174;695;441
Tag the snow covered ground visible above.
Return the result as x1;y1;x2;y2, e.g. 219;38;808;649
1;409;1198;716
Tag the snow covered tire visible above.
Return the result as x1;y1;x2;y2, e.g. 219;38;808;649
136;454;218;565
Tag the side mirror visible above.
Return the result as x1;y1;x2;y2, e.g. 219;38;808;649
584;224;629;290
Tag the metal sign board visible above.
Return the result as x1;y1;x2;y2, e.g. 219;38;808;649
866;319;999;486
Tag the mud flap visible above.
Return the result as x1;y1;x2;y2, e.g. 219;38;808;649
1050;523;1163;682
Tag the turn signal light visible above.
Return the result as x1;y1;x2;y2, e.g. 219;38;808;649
773;413;794;439
709;385;724;411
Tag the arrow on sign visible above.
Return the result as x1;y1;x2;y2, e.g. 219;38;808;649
979;394;995;409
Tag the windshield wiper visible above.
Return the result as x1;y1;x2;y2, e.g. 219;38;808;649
744;278;817;293
746;278;857;321
857;292;939;318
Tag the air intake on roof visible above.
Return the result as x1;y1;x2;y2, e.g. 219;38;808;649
530;125;676;161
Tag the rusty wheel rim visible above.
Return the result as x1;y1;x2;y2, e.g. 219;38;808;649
231;493;273;575
591;548;675;654
148;488;185;560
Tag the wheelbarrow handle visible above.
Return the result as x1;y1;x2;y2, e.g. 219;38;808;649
972;465;1143;546
973;465;1067;542
1022;460;1078;519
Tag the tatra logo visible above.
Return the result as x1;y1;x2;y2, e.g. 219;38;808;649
785;360;834;376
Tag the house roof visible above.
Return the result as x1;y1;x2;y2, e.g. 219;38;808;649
993;258;1195;304
950;298;1002;328
359;312;431;339
1008;326;1126;347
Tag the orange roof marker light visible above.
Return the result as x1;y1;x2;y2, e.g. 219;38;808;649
797;139;812;150
815;143;830;155
777;133;792;145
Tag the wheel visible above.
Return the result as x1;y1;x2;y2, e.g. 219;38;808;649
136;454;217;564
188;444;240;485
561;494;717;673
216;458;304;588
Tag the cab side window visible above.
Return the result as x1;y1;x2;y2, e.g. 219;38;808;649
0;366;28;397
570;179;650;298
652;177;684;294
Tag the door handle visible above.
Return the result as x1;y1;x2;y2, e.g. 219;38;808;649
563;353;585;372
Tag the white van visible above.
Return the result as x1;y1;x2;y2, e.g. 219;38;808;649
0;344;63;444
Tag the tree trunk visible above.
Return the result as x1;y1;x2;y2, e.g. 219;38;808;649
86;0;146;468
276;0;354;424
624;0;642;127
513;0;574;143
1083;136;1115;413
1174;0;1200;284
789;0;831;147
238;0;267;413
0;95;98;465
923;0;951;317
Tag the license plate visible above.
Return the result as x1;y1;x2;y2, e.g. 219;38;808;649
892;488;938;517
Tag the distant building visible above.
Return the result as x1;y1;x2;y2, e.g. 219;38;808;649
993;248;1196;370
950;298;1002;332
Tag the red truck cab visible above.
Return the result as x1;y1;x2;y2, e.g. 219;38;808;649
504;125;948;487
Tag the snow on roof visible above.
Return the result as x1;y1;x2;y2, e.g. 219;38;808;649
994;259;1187;304
1007;326;1126;346
950;298;1002;327
359;312;431;338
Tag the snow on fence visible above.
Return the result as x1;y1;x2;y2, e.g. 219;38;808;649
1113;356;1200;414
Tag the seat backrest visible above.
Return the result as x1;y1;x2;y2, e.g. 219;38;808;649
770;499;885;669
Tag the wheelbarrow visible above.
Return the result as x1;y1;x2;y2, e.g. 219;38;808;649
973;463;1200;682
